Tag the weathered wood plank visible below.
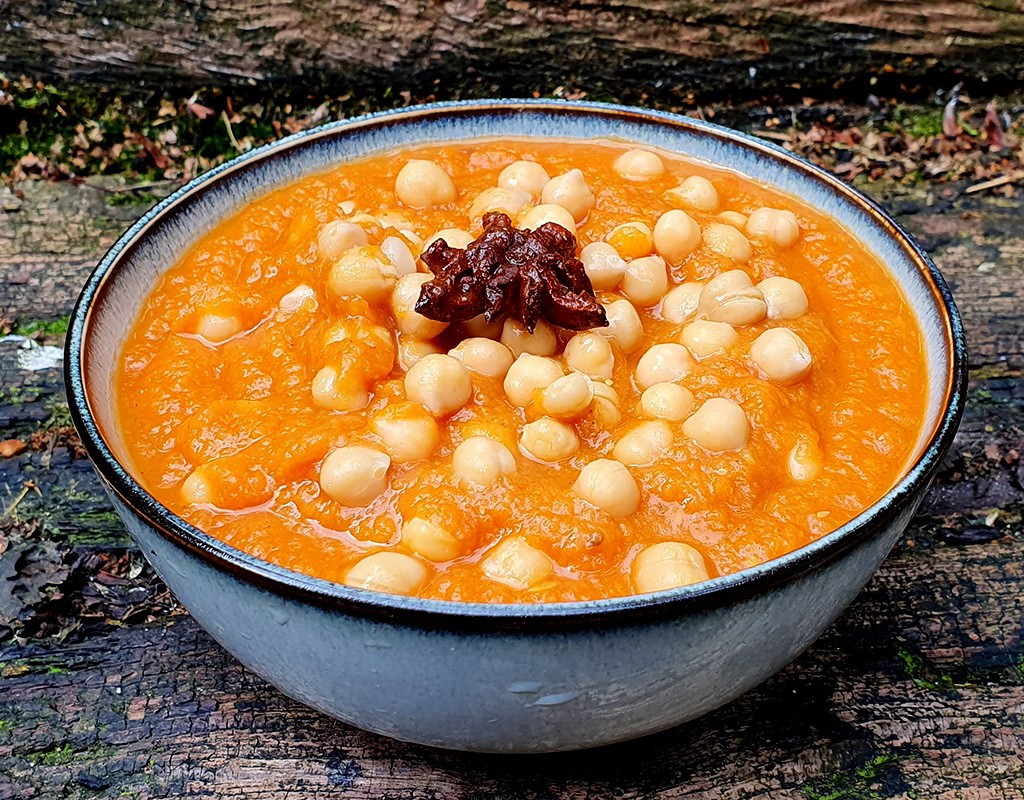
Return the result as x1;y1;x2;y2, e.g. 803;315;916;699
2;134;1023;797
2;1;1024;94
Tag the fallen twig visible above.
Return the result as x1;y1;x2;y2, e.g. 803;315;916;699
79;178;183;195
965;173;1023;194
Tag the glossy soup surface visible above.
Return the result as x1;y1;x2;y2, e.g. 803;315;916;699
115;137;928;603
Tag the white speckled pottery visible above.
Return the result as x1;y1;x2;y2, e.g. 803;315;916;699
66;100;967;753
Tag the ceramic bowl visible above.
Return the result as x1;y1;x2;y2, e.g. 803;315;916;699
66;100;966;753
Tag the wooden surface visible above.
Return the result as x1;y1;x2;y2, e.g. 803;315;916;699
2;0;1024;94
1;155;1023;798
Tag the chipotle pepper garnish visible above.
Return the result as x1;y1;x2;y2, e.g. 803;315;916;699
415;212;608;332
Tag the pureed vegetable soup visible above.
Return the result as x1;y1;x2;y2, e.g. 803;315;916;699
116;138;928;603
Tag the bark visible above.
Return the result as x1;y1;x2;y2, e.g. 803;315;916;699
1;1;1023;93
1;174;1023;798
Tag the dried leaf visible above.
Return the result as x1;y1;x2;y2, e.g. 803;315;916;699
943;84;963;138
132;133;170;169
984;102;1005;150
188;101;215;120
941;525;1004;546
0;439;27;458
0;540;69;631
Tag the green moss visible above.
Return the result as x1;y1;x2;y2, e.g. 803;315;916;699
104;190;159;207
13;316;69;337
0;385;46;405
30;742;75;766
896;648;956;691
42;397;73;430
896;645;1024;691
802;754;904;800
0;719;12;732
970;364;1010;381
891;106;944;138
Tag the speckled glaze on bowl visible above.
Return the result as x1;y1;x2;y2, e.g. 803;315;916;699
66;100;966;753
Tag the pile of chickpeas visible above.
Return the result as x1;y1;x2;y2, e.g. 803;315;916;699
186;147;817;600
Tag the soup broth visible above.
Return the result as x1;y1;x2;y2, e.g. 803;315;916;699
115;137;928;603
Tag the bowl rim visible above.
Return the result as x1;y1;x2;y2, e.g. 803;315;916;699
66;98;968;632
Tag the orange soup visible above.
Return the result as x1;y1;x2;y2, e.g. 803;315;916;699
115;138;928;603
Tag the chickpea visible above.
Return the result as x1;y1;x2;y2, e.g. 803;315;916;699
500;318;558;357
380;236;417;277
590;382;623;428
540;372;594;418
635;343;692;389
453;436;517;487
278;284;317;314
660;282;703;324
698;269;767;325
632;542;709;593
503;353;564;407
718;210;748;229
401;517;462;562
469;186;531;221
370;408;440;462
520;417;579;462
327;246;397;303
320;445;391;507
606;222;654;260
653;209;701;265
518;203;577;234
640;383;695;421
749;327;813;384
311;365;369;411
702;223;752;262
621;255;669;307
423;228;474;252
613;148;665;181
181;470;213;505
397;337;441;371
450;337;515;379
541;169;595;222
564;331;615;380
665;175;719;213
498;160;550;197
344;552;428;595
391;273;449;339
196;312;241;343
573;459;640;518
679;320;738;361
612;420;673;467
788;434;824;481
682;398;748;452
756;276;809;320
599;298;645;353
405;353;473;416
580;242;627;290
318;220;369;260
395;159;456;208
482;537;554;590
746;207;801;248
461;313;504;340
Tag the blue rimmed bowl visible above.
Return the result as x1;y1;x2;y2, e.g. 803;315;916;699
66;100;966;753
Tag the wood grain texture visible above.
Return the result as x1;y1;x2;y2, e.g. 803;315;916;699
1;173;1023;798
1;0;1024;92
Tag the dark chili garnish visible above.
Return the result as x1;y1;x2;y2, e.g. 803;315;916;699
415;212;608;332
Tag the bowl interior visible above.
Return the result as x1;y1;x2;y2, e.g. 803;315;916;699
70;100;964;617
